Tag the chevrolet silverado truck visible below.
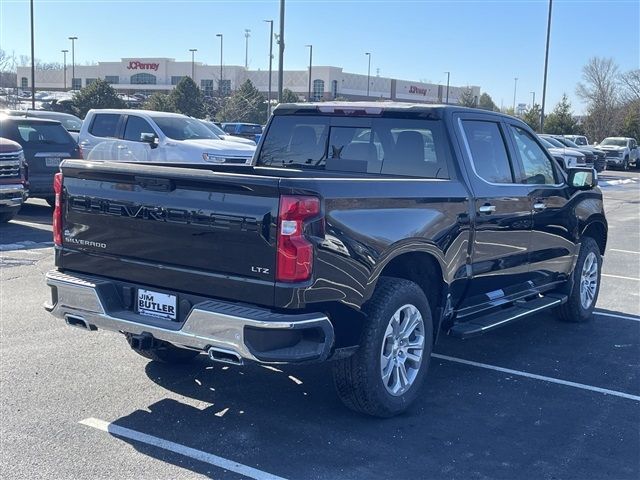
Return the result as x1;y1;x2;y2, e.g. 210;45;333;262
0;137;29;223
45;103;607;417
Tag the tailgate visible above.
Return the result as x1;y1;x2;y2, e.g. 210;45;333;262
58;160;279;306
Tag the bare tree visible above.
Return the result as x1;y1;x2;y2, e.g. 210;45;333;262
576;57;620;142
458;87;476;108
620;69;640;103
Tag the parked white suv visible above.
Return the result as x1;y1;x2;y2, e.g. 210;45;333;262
79;110;255;164
598;137;638;170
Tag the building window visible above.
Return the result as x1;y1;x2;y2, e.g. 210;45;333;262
171;76;185;86
331;80;338;99
105;76;119;84
85;78;97;87
20;77;28;89
312;79;324;101
201;79;214;97
131;73;157;85
72;78;82;90
218;79;231;96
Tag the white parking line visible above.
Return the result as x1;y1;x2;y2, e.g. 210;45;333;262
79;418;288;480
595;312;640;322
602;273;640;281
609;249;640;255
431;353;640;402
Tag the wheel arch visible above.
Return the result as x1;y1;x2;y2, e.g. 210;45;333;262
367;251;448;340
581;219;607;255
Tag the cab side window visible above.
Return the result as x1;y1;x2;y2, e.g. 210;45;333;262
89;114;120;138
509;126;557;185
461;120;514;184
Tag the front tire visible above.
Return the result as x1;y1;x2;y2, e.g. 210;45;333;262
126;335;200;363
558;237;601;323
332;277;433;417
622;157;629;171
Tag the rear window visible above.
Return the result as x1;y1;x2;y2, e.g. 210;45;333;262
257;115;450;178
90;113;121;138
15;122;73;145
240;124;263;135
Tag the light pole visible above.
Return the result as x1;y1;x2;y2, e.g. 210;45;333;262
244;29;251;69
305;45;313;101
68;36;77;89
531;91;536;107
444;71;450;104
264;20;274;116
216;34;223;96
61;50;68;90
365;52;371;98
512;77;518;112
189;49;197;79
29;0;36;108
278;0;285;103
540;0;553;132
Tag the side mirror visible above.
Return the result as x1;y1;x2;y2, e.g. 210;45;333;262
140;133;159;148
567;167;597;190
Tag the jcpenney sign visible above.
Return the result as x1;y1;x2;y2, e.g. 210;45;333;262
126;61;160;71
408;85;429;96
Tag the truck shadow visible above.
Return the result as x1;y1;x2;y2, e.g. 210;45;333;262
105;309;640;479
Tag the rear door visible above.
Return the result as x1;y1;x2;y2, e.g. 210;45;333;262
505;122;577;287
60;161;280;306
80;113;124;161
456;114;533;315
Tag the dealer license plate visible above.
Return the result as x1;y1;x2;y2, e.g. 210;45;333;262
137;289;177;320
45;157;61;167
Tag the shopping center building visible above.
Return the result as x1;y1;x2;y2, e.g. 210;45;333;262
17;57;481;104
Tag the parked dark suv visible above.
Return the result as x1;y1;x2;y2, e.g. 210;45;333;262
0;117;80;204
0;137;28;222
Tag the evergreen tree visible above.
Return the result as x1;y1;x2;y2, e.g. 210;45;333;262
281;88;301;103
72;79;125;118
170;76;204;118
478;92;498;111
544;94;578;134
143;92;176;113
522;104;542;132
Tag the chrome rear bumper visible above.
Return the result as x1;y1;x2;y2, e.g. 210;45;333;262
0;184;27;208
45;270;334;364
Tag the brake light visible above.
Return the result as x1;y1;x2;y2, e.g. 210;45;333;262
276;195;320;282
53;173;63;246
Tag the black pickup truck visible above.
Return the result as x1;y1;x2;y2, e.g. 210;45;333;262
45;103;607;417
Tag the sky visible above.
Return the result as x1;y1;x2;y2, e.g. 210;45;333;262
0;0;638;113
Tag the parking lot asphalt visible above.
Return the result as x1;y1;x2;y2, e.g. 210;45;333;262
1;170;639;480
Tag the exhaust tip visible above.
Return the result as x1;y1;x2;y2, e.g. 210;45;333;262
207;347;243;366
65;315;96;331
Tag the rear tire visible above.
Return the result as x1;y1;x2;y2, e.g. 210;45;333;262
332;277;433;417
126;335;200;363
557;237;601;323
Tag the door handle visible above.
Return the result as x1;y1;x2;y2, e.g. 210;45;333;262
533;202;546;212
117;145;127;149
479;204;496;214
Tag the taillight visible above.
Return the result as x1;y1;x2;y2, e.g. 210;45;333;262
53;173;63;246
276;195;320;282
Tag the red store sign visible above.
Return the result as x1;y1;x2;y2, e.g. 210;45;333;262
408;85;428;96
126;61;160;71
